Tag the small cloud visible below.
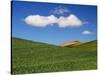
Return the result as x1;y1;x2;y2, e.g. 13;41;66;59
82;30;92;35
50;6;70;15
24;14;83;28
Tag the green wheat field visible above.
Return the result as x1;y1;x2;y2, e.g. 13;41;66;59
12;37;97;74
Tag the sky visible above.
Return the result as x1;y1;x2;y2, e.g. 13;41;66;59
12;1;97;45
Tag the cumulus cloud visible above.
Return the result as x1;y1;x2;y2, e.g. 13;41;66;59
58;14;83;27
24;14;83;28
82;30;92;35
51;6;70;15
24;15;57;27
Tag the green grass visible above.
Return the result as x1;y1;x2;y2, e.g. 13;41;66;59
12;37;97;74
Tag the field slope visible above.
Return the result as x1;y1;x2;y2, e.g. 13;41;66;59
12;37;97;74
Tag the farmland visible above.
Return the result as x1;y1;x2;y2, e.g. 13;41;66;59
12;37;97;74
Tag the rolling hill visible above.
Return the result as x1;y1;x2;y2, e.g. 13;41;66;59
12;37;97;74
61;41;81;47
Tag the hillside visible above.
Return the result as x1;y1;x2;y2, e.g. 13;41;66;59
61;41;81;47
12;37;97;74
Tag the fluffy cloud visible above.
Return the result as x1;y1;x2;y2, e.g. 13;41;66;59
82;30;92;35
58;14;83;27
24;14;83;28
24;15;57;27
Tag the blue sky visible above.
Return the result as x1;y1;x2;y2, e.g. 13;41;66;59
12;1;97;45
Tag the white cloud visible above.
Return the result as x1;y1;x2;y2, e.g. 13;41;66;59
24;15;57;27
51;6;70;15
58;14;83;27
24;14;83;28
82;30;92;35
